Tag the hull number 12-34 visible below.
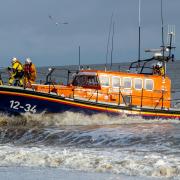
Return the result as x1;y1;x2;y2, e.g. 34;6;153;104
10;100;37;113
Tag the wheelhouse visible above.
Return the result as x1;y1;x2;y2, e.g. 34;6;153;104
72;72;100;89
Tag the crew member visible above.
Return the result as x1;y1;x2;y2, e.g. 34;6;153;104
159;62;165;76
8;57;24;86
0;75;3;85
153;62;165;76
23;58;37;87
0;71;3;85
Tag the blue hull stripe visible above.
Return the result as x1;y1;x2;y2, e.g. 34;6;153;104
0;88;180;119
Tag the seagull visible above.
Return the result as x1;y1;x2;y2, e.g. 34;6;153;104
48;15;68;26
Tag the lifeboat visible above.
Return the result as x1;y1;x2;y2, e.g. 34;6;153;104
0;24;179;119
0;49;180;119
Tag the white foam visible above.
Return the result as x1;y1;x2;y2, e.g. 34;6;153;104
23;112;180;126
0;145;179;178
0;111;178;128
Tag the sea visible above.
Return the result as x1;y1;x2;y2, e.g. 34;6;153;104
0;61;180;180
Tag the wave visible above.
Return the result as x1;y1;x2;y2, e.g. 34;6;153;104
0;145;179;178
0;111;179;128
0;112;179;178
0;113;179;152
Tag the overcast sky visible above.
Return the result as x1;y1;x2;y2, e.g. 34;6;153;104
0;0;179;67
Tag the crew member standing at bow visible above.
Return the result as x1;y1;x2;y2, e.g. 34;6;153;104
23;58;37;87
8;57;24;86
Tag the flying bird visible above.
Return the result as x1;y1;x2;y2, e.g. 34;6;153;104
48;15;68;26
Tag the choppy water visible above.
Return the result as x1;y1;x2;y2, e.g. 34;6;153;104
0;112;179;179
0;61;180;179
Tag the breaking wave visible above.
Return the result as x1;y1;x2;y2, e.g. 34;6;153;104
0;111;179;127
0;112;179;178
0;145;179;178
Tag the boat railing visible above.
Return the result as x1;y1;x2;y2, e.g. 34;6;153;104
0;67;180;110
49;85;171;109
1;76;179;110
39;68;172;110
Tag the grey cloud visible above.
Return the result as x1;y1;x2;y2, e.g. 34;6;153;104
0;0;179;67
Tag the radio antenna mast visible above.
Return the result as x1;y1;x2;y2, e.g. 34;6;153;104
161;0;165;57
78;46;81;70
138;0;141;65
167;25;176;45
167;25;176;59
160;0;167;77
105;13;114;71
110;22;115;70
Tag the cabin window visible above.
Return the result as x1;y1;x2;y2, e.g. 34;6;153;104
86;76;99;86
123;77;132;89
72;75;98;87
134;78;143;90
145;79;154;90
112;76;121;88
99;75;109;86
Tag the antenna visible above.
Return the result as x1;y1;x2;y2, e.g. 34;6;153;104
138;0;141;64
110;22;115;70
160;0;167;77
105;13;114;71
167;25;176;59
78;46;81;70
167;25;176;44
161;0;165;57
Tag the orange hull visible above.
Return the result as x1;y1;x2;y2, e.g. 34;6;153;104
33;70;171;110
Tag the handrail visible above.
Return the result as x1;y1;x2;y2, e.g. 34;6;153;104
140;88;144;107
1;81;178;109
118;86;127;106
154;90;164;110
71;86;170;108
1;67;179;110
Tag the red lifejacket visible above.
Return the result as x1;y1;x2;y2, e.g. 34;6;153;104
24;64;31;74
24;63;37;81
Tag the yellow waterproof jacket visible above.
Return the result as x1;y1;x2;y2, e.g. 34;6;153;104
160;67;165;76
12;61;23;73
